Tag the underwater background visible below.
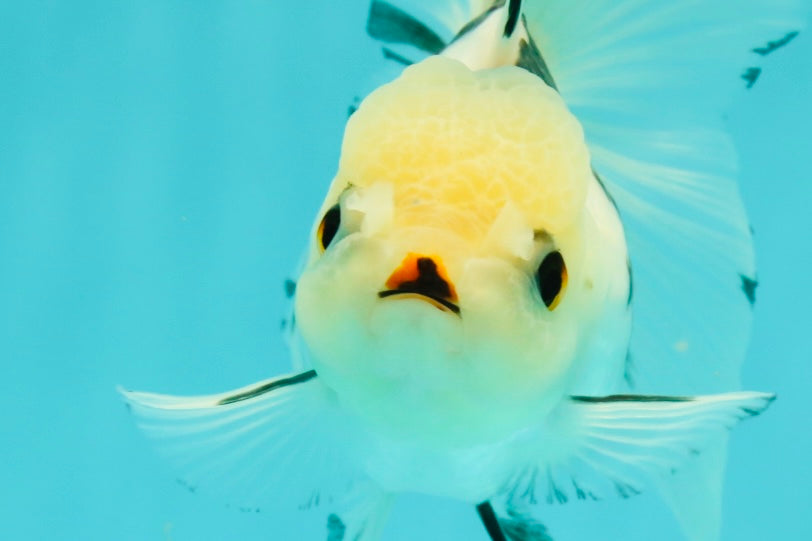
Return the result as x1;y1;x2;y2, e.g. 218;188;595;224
1;2;810;540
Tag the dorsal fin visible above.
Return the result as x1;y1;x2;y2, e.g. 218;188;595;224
366;1;446;54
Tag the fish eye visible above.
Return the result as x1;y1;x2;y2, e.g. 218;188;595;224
317;203;341;251
536;251;567;310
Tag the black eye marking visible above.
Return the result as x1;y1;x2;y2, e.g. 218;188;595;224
317;204;341;251
536;251;567;309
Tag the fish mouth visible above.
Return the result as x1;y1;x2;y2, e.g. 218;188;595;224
377;289;461;315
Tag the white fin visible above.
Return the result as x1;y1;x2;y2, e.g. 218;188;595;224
516;4;803;540
506;392;774;506
653;435;728;541
119;372;368;520
521;0;806;395
329;486;395;541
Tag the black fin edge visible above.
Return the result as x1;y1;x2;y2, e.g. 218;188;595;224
742;66;761;89
571;394;693;403
477;501;508;541
367;0;446;54
218;370;317;405
449;2;504;45
752;30;799;56
382;46;414;66
516;25;557;90
740;274;758;306
504;0;521;37
326;513;346;541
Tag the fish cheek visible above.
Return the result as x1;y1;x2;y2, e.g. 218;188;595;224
296;236;394;372
458;298;577;424
459;259;570;377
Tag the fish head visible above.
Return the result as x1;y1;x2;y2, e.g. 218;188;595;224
295;56;599;444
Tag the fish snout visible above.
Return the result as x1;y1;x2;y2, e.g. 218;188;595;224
379;253;460;314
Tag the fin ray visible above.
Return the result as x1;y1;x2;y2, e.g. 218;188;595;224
486;500;554;541
119;372;363;511
521;0;806;396
507;391;774;509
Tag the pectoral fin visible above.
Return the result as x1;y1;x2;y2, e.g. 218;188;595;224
509;391;774;506
118;371;365;516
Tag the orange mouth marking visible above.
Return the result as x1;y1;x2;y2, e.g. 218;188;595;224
379;253;460;315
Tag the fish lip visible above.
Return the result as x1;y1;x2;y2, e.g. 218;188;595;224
377;289;461;315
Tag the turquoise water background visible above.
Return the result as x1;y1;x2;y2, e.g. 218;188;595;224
1;3;810;540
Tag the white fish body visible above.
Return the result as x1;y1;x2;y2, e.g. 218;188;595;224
120;1;805;540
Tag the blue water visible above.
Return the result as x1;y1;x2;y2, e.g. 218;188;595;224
1;3;809;540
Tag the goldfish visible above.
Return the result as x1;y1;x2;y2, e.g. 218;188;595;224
120;1;805;539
